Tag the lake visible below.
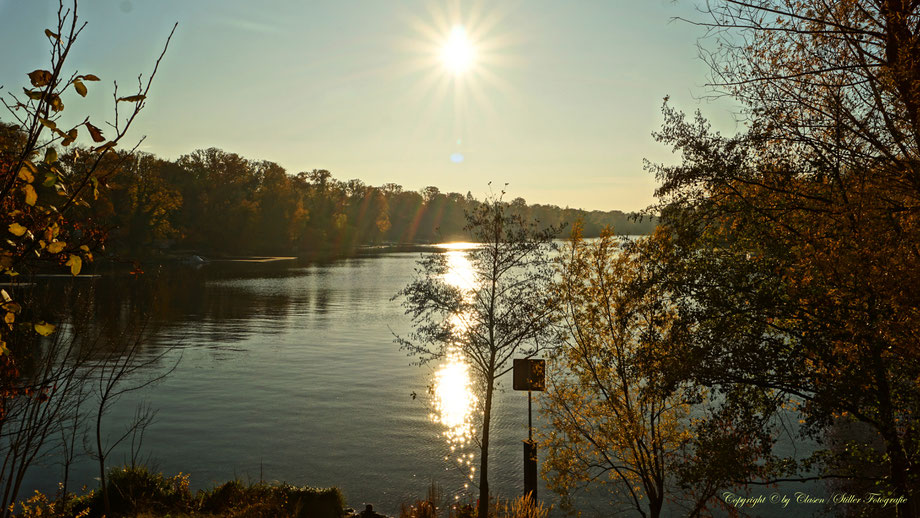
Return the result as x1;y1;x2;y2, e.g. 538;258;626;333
21;246;550;515
18;244;835;518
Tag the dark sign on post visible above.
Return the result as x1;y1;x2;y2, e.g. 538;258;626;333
512;358;545;391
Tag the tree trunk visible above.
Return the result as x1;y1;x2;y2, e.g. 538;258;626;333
873;351;914;518
478;378;495;518
96;408;110;516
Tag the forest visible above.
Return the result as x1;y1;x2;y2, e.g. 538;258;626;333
9;138;653;260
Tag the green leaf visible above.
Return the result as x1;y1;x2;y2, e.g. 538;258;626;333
73;79;87;97
8;223;26;237
65;254;82;276
43;173;57;187
44;147;57;164
34;322;56;336
117;94;146;103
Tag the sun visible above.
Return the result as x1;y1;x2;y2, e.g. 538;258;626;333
441;25;476;75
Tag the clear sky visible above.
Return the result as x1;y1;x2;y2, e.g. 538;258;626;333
0;0;739;212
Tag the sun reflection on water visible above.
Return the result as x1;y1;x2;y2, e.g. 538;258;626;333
431;350;477;445
428;243;479;476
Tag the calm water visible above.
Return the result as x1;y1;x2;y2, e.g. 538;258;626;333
23;248;549;514
19;246;836;517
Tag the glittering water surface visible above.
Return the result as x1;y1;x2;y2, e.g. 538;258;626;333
22;249;545;514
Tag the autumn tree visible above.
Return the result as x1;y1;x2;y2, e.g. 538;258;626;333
542;226;774;518
396;196;560;518
0;1;175;513
641;1;920;516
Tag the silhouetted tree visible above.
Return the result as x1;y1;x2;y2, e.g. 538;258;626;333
396;196;561;518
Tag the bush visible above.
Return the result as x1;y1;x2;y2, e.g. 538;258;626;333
197;481;344;518
18;466;345;518
75;466;192;517
17;490;89;518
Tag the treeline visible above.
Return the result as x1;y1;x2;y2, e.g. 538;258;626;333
76;147;654;257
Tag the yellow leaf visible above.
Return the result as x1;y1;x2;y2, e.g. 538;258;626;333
61;128;78;147
23;185;37;206
93;141;117;153
0;341;8;356
8;223;27;237
27;69;52;87
17;166;34;183
82;74;100;81
22;88;43;101
44;29;60;41
79;245;90;252
34;322;56;336
46;241;66;254
117;95;146;103
38;118;57;131
49;95;64;112
4;313;14;325
73;80;87;97
65;254;82;276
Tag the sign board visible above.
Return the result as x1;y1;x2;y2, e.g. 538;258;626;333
513;358;545;391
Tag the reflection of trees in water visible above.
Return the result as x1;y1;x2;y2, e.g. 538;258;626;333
2;279;176;516
30;264;317;357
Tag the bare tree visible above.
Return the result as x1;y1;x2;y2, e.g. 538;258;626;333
88;324;175;516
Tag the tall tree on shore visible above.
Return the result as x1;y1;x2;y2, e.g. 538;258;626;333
396;195;560;518
542;226;774;517
644;1;920;516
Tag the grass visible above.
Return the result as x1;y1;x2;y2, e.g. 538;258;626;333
396;483;548;518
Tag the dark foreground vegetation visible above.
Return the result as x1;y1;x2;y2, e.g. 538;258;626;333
18;465;345;518
16;466;547;518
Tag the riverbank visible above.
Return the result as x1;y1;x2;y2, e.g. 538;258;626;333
16;466;547;518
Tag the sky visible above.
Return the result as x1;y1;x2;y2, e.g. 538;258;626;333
0;0;740;212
